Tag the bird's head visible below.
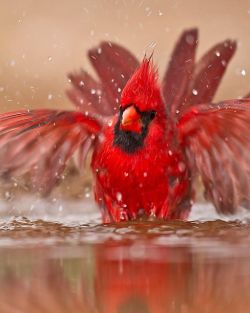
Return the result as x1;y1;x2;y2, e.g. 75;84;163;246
114;58;165;153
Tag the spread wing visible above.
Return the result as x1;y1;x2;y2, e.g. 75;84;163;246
178;99;250;214
162;28;198;118
186;39;236;106
162;28;236;120
67;41;139;117
0;109;102;194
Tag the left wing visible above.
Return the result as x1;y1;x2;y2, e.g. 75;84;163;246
178;99;250;214
162;29;236;121
0;109;102;194
68;41;139;117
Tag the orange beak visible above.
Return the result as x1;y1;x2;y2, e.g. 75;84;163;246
120;106;142;133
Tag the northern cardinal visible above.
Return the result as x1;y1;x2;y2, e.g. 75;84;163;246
0;28;249;222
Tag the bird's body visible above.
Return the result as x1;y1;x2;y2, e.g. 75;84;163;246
0;28;249;222
92;114;187;222
90;59;192;222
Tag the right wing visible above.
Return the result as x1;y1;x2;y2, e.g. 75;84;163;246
0;109;102;194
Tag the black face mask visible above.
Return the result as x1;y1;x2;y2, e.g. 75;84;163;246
113;105;156;153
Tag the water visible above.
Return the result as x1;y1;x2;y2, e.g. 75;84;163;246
0;197;250;313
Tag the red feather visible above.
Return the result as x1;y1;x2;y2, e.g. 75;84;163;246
178;99;250;213
162;29;236;120
0;110;101;194
186;39;236;106
162;28;198;118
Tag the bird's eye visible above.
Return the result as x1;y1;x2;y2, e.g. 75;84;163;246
150;111;156;120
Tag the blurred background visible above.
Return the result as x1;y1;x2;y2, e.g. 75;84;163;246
1;0;250;115
0;3;250;313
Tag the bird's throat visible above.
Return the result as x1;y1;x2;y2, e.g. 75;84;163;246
113;125;147;153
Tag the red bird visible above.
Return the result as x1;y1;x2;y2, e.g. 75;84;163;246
0;29;249;222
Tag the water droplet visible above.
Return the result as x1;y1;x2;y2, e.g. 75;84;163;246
178;162;186;173
10;60;16;67
117;87;121;93
124;172;129;177
48;94;53;100
145;7;152;16
192;89;198;96
108;120;113;127
116;192;122;202
5;191;11;199
240;69;246;76
91;89;96;95
150;209;156;218
97;48;102;54
143;172;148;177
215;51;220;57
119;211;127;221
176;109;180;114
221;60;227;67
48;56;52;62
0;86;4;92
168;150;173;156
79;81;84;87
85;192;90;198
158;10;163;16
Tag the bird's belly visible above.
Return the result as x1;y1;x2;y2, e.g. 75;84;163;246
92;152;172;221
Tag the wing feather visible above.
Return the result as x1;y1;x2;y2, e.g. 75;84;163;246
67;70;113;116
162;28;198;118
88;41;139;113
68;41;139;116
178;99;250;213
162;29;236;120
187;40;236;106
0;109;102;194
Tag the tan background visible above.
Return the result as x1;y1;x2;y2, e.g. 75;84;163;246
0;0;250;114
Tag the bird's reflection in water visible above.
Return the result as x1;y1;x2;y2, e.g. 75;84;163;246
94;242;190;313
0;240;249;313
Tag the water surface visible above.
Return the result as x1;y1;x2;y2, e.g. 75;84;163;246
0;197;249;313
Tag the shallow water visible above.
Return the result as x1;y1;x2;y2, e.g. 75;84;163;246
0;198;250;313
